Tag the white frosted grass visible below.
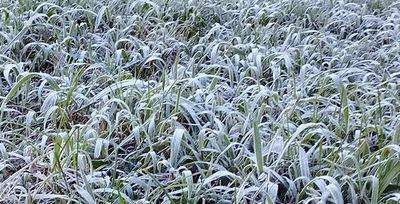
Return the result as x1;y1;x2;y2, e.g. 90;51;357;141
0;0;399;203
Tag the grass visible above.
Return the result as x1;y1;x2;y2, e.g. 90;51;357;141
0;0;400;203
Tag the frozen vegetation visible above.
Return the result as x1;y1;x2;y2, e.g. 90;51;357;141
0;0;400;203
